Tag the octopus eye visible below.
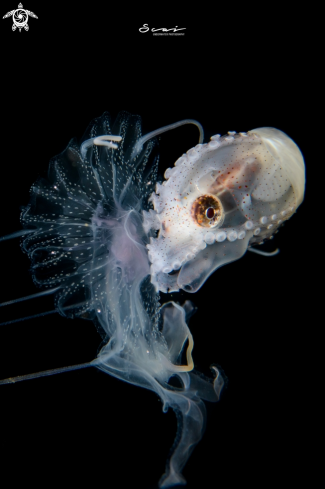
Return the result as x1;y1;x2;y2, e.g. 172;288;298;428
206;207;215;219
191;194;224;228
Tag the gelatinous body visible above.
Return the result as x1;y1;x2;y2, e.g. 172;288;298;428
3;112;223;488
1;114;305;488
146;128;305;292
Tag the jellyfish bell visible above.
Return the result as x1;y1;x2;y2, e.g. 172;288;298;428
146;127;305;293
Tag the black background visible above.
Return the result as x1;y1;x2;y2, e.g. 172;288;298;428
0;4;320;489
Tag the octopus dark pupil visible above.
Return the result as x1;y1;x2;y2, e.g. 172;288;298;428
206;207;215;219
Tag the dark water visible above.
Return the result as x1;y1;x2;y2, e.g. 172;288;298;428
0;6;319;489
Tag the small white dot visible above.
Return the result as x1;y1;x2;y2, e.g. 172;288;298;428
254;228;261;236
238;230;246;239
260;216;268;224
267;224;273;230
271;214;277;220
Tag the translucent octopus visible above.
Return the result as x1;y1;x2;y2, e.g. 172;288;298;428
145;127;305;293
0;112;305;488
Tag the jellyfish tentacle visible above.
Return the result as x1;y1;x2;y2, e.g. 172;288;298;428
0;229;35;242
80;134;122;158
0;362;92;385
0;309;57;327
130;119;204;160
248;247;280;257
0;287;60;308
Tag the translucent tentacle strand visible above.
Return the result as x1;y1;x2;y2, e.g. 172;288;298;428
130;119;204;160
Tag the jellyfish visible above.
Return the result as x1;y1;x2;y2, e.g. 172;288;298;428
0;113;305;488
0;112;223;488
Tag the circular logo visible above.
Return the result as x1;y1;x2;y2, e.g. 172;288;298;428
13;8;28;28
